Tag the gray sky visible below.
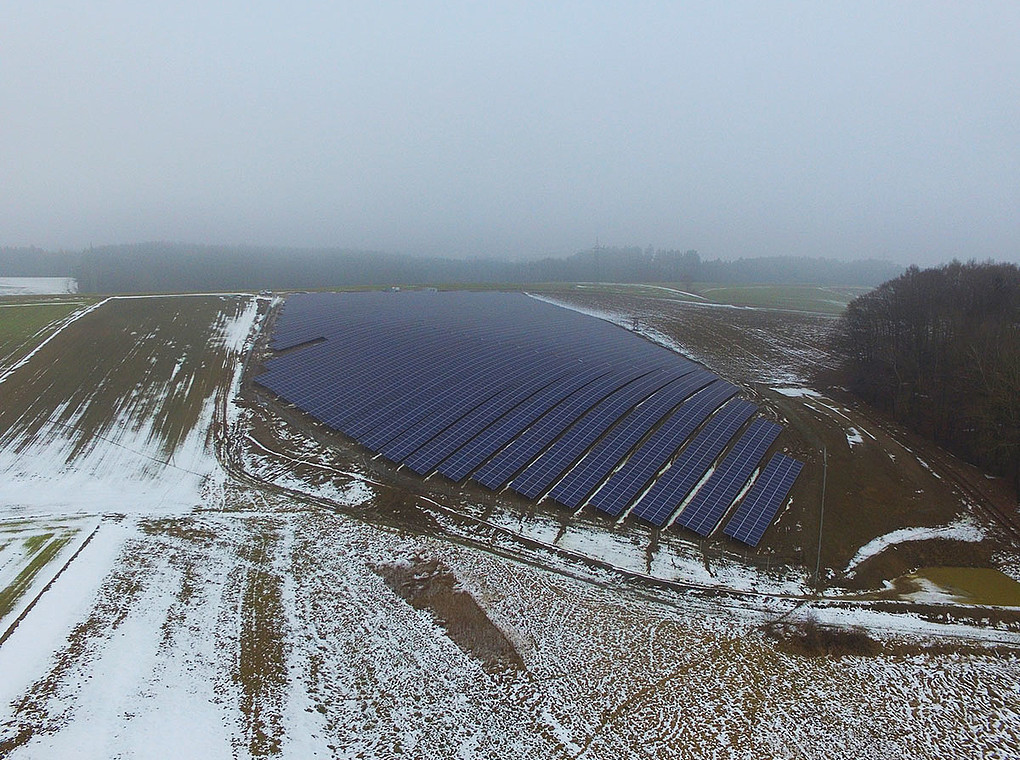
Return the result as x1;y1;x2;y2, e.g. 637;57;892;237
2;2;1018;264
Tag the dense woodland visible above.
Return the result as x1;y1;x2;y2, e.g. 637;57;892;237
833;261;1020;493
1;243;902;293
0;247;80;277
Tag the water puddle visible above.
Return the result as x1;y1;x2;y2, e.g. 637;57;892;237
898;567;1020;607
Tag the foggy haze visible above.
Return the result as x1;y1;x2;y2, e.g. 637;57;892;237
2;2;1018;264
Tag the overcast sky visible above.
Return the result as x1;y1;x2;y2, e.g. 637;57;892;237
2;2;1018;264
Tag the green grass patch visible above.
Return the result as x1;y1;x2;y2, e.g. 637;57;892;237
21;533;55;555
0;302;82;367
564;282;707;301
698;284;869;313
0;534;73;622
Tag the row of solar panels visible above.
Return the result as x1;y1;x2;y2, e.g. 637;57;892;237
255;291;802;545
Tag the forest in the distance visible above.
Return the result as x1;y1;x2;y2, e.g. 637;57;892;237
0;243;903;293
833;260;1020;493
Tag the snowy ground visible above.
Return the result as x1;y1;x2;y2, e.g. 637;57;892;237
0;278;77;296
1;293;1019;758
847;517;988;575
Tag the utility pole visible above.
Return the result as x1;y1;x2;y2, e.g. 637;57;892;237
814;445;827;592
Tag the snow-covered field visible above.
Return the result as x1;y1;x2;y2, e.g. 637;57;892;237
0;277;77;296
1;293;1019;758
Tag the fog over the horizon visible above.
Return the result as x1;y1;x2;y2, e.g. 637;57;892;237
2;2;1018;265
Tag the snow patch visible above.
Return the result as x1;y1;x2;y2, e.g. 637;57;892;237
846;517;986;574
0;277;77;296
0;520;131;711
915;456;943;479
772;386;823;399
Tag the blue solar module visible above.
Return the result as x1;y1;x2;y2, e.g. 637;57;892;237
269;291;420;351
641;415;779;532
340;338;517;439
585;382;741;517
435;367;609;481
264;329;440;416
357;344;535;449
563;377;738;512
546;370;718;509
377;349;559;461
507;366;693;499
723;453;804;546
255;291;767;514
379;385;507;462
337;309;622;441
472;366;657;490
629;400;758;527
401;365;571;475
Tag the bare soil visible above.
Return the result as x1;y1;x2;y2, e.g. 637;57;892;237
764;619;881;658
375;556;525;673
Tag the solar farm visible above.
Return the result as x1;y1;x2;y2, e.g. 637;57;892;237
2;286;1020;758
255;291;802;547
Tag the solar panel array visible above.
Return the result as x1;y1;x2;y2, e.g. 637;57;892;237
630;399;758;527
723;454;804;546
546;370;717;508
508;367;690;499
585;381;740;517
256;291;802;546
670;418;782;535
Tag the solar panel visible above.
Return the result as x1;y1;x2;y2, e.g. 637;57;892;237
400;365;571;475
376;346;565;461
507;366;693;499
343;337;523;441
630;400;759;527
254;291;772;518
262;324;445;425
583;381;740;516
472;366;657;489
434;367;608;481
723;453;804;546
360;344;540;450
546;370;719;508
666;417;781;534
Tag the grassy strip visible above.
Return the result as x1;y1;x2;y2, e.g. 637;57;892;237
699;284;868;312
0;302;81;367
0;534;72;622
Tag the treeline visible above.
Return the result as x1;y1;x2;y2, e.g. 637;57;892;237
0;247;81;277
832;260;1020;491
3;242;902;292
